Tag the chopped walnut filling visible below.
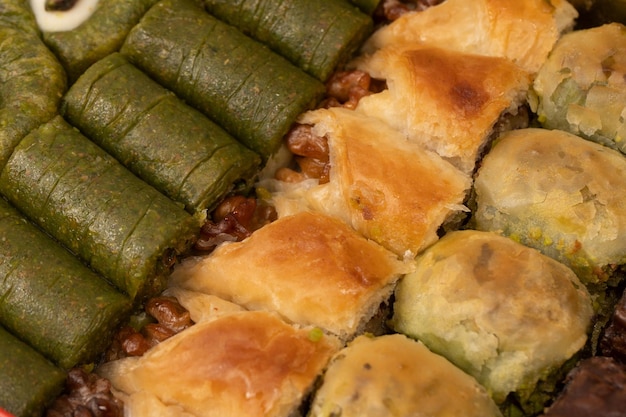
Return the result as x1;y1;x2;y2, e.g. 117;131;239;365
278;69;388;184
105;296;194;361
46;368;123;417
276;124;331;184
322;70;376;109
46;296;196;416
194;195;277;252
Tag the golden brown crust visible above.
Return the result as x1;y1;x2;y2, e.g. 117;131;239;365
361;0;578;73
170;211;413;340
268;107;471;257
353;45;531;173
309;334;503;417
99;311;341;417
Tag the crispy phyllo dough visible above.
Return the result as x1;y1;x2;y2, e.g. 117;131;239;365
121;0;325;161
163;287;246;324
265;107;471;257
0;325;66;417
202;0;373;81
392;230;593;412
472;128;626;287
532;23;626;154
62;53;261;214
98;308;341;417
42;0;159;82
0;0;66;170
361;0;578;73
0;197;131;370
0;116;199;301
309;334;503;417
170;211;413;341
351;45;531;173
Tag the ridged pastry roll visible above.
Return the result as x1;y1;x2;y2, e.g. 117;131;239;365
98;305;341;417
265;107;471;258
0;197;131;370
0;116;199;301
352;45;531;174
41;0;159;83
0;0;66;170
392;230;593;414
202;0;373;81
309;334;503;417
532;23;626;154
1;0;40;34
360;0;578;74
121;0;325;161
62;53;261;214
472;128;626;287
0;325;66;417
170;211;413;341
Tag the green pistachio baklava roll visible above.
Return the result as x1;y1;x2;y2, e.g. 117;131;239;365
0;116;199;301
0;197;132;369
42;0;160;83
0;325;66;417
62;53;261;214
0;0;39;33
0;0;66;170
202;0;373;81
121;0;325;161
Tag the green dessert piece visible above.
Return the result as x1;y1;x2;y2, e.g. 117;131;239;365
202;0;373;80
0;197;132;369
0;325;66;417
62;53;261;214
121;0;325;161
43;0;159;83
0;0;66;170
0;116;199;301
0;0;39;34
